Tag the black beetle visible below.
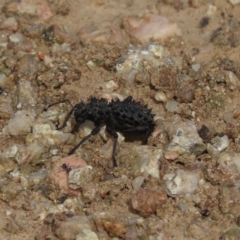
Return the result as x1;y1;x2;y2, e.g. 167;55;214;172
51;96;155;167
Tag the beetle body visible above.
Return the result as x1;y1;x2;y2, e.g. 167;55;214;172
57;96;155;167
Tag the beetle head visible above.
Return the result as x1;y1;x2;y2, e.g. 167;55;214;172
74;102;88;123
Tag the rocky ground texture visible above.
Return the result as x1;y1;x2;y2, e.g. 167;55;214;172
1;0;240;239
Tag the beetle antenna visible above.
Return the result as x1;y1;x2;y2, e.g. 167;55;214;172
46;99;73;110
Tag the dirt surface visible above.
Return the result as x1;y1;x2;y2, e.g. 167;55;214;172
1;0;240;239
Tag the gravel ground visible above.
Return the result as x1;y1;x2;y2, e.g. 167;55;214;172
1;0;240;239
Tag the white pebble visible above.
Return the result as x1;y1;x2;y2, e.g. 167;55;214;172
44;55;53;67
86;60;96;70
167;118;205;155
76;229;99;240
148;44;164;58
132;176;144;191
211;135;229;152
218;152;240;173
68;166;93;189
192;63;200;72
16;79;37;107
165;100;179;112
206;143;220;158
228;0;240;5
105;80;118;90
9;33;23;43
164;169;202;196
6;211;12;216
61;43;71;52
1;17;18;31
226;71;239;88
207;4;217;16
155;91;167;102
14;142;44;165
124;146;162;178
51;43;61;53
3;109;36;136
32;123;72;147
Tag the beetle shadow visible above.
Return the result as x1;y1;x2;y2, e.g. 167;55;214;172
123;132;146;143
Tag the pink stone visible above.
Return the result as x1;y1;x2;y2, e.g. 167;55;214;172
50;155;87;195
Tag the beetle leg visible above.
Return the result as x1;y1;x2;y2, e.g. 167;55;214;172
68;126;101;155
143;125;155;144
57;104;77;130
106;127;118;167
46;100;74;130
47;99;73;109
71;121;83;133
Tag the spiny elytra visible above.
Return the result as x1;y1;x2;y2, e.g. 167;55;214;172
50;96;155;167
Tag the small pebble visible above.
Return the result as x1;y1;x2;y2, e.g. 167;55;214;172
131;189;167;217
3;109;36;136
211;135;229;152
155;91;167;102
164;169;202;196
132;176;144;191
9;33;23;42
228;0;240;5
124;146;162;178
165;100;179;112
0;17;18;31
164;151;179;160
0;73;7;88
220;228;240;240
76;229;99;240
55;216;92;239
192;63;200;71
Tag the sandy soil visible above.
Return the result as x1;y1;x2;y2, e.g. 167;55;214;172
1;0;240;239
